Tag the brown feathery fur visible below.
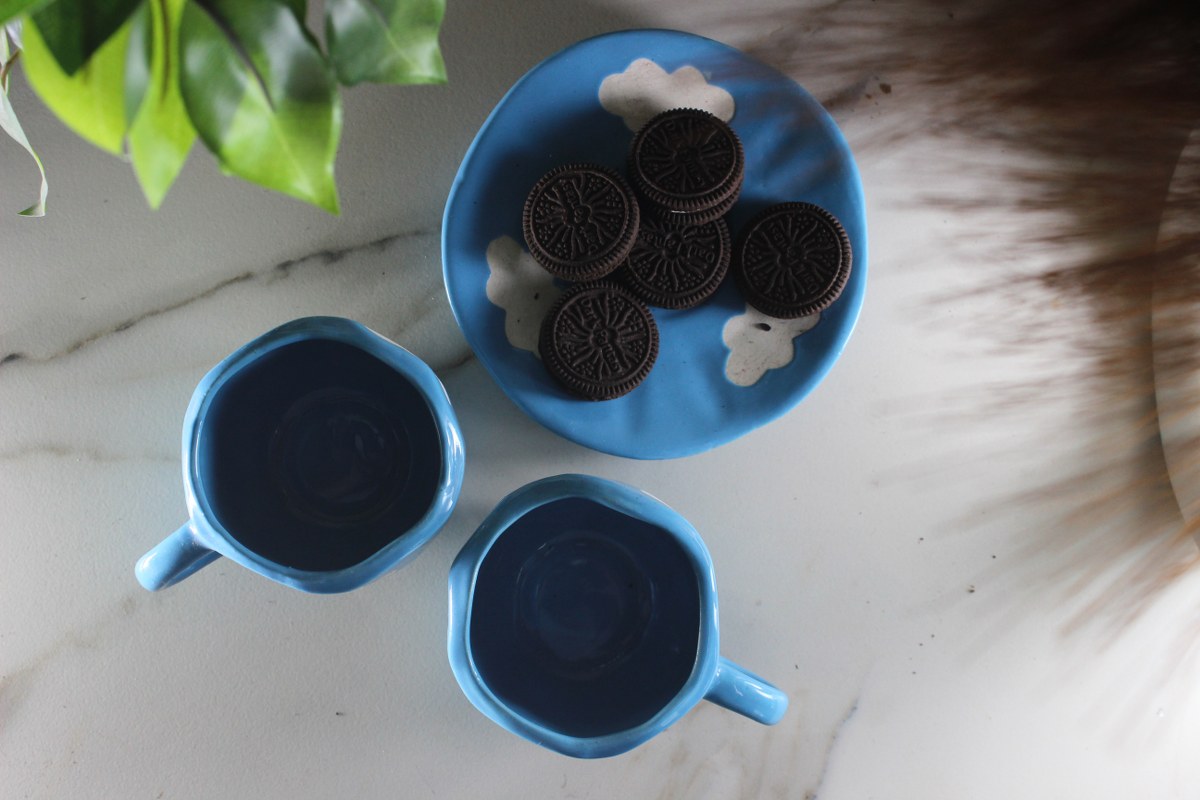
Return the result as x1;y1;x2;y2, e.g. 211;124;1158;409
745;0;1200;627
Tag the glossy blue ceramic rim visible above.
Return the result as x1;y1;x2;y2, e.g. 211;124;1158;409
447;474;721;758
182;316;465;594
442;28;868;460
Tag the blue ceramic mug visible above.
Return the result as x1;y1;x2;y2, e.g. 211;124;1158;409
136;317;465;593
448;474;788;758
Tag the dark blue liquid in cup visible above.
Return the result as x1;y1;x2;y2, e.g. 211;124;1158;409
469;498;701;738
197;339;442;571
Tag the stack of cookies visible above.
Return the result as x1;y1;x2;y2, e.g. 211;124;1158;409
522;162;657;401
621;108;741;311
521;108;852;401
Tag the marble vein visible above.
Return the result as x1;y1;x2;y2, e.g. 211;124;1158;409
0;443;176;465
0;229;435;370
806;695;861;800
0;593;143;735
434;349;476;378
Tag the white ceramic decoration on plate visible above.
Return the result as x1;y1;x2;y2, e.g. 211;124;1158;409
1152;125;1200;525
442;29;867;459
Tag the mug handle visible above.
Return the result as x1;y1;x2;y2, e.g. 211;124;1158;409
705;657;789;725
135;523;220;591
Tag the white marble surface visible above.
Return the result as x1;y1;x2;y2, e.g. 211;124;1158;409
4;2;1200;798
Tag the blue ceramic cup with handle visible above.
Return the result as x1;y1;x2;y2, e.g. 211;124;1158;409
448;474;788;758
136;316;465;593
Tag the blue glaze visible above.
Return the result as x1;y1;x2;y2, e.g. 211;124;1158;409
448;474;788;758
442;29;867;459
135;317;465;593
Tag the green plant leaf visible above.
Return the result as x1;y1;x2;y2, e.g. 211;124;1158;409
325;0;446;86
21;10;130;154
179;0;340;213
125;0;194;208
1;21;47;215
1;18;15;77
31;0;142;75
123;1;149;123
0;0;49;25
0;92;46;215
281;0;306;21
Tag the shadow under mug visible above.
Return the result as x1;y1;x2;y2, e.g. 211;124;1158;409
448;474;788;758
136;316;465;593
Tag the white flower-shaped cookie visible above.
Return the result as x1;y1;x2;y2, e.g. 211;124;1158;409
722;306;820;387
485;236;561;357
599;58;734;131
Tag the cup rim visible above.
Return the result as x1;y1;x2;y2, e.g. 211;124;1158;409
447;473;720;758
182;316;465;593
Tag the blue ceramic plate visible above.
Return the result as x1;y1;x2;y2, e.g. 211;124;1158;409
442;29;867;459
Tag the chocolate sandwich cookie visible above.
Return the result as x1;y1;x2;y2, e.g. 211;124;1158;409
522;163;640;282
732;202;852;319
628;108;744;217
538;282;659;400
620;215;731;309
647;183;741;227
